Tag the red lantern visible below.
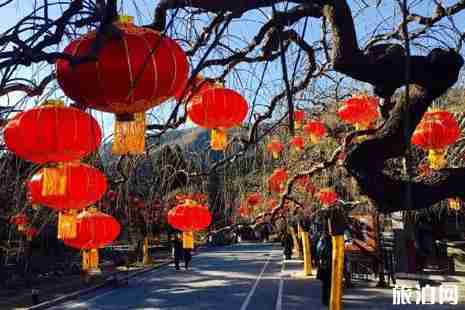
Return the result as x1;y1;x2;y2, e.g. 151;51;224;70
167;201;212;232
10;213;28;231
411;110;460;170
448;198;461;210
296;176;316;194
303;120;327;144
56;16;188;155
238;205;251;217
247;193;262;206
294;110;305;128
268;168;288;193
4;101;101;164
289;136;305;152
28;163;107;211
337;95;379;130
64;208;120;271
187;88;248;150
267;139;284;159
24;227;38;241
318;189;338;206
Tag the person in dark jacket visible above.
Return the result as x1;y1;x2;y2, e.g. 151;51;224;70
415;216;433;286
316;229;333;306
282;229;294;259
172;234;183;270
184;248;192;270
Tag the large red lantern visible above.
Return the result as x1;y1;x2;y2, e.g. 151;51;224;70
4;101;101;164
337;95;379;130
64;208;120;272
268;168;288;193
56;16;188;155
28;163;107;211
411;110;460;170
303;120;327;144
267;139;284;159
187;87;248;150
167;201;211;232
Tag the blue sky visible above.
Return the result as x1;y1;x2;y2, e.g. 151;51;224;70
1;0;464;139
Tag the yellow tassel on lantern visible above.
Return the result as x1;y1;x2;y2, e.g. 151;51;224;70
330;235;344;310
112;113;146;155
41;164;67;196
82;250;89;271
272;151;280;159
211;128;228;151
183;231;194;249
88;248;100;271
428;149;447;170
57;210;77;239
448;198;461;210
309;134;321;144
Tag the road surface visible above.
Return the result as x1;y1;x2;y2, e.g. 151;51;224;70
47;242;461;310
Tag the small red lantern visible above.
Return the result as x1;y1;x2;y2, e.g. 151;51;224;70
411;110;460;170
238;205;251;217
294;110;305;128
338;95;379;130
268;168;288;193
318;188;338;206
289;136;305;152
167;201;212;232
267;139;284;159
4;101;101;164
24;227;38;241
56;16;188;155
247;193;262;206
303;120;327;144
187;87;248;150
296;176;316;194
10;213;28;231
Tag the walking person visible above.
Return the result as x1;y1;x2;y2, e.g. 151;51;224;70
282;229;294;260
172;234;183;270
316;228;333;306
184;247;192;270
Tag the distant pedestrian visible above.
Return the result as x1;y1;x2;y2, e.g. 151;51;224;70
282;229;294;260
316;228;332;306
184;248;192;270
172;234;183;270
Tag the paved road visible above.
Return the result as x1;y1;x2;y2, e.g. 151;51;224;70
47;243;462;310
